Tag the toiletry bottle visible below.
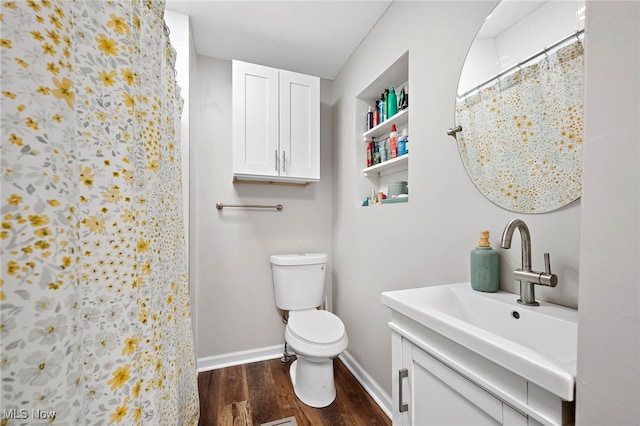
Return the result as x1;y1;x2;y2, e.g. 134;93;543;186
379;93;386;123
373;101;380;126
470;231;499;292
384;88;390;120
389;124;398;159
366;106;373;130
373;141;380;165
400;85;408;110
379;140;388;163
383;138;389;162
387;86;397;118
398;86;406;110
366;138;373;167
397;128;407;156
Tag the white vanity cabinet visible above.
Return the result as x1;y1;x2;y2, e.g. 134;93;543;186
388;309;573;426
383;284;577;426
232;60;320;184
394;330;529;426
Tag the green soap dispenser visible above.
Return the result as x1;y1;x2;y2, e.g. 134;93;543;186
470;231;499;292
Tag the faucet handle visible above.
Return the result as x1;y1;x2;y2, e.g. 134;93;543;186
542;253;558;287
544;252;551;274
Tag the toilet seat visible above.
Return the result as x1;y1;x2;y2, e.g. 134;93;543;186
288;310;345;344
286;310;348;358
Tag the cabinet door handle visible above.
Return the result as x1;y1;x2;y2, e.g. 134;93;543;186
275;149;279;171
282;150;286;172
399;368;409;413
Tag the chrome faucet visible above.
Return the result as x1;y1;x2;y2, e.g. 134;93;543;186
500;219;558;306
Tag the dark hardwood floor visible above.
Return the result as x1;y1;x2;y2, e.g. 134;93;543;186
198;357;391;426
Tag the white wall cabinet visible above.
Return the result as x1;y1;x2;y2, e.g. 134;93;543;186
232;60;320;184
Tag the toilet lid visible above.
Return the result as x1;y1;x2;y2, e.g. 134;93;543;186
288;310;345;344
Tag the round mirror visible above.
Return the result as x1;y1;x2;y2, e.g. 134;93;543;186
454;0;585;213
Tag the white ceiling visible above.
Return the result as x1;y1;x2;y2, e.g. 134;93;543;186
478;0;546;38
165;0;393;80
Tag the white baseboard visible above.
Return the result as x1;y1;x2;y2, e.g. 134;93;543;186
197;344;284;372
338;350;392;419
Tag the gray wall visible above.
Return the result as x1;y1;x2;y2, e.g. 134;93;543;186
192;1;639;422
330;0;582;397
577;2;639;424
193;57;334;359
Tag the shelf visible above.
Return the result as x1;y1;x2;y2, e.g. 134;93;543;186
381;196;408;204
363;108;409;140
362;154;408;177
357;51;409;206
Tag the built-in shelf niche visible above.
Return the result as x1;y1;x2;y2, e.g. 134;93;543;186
356;51;409;206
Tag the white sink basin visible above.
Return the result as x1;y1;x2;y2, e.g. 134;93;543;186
381;282;578;401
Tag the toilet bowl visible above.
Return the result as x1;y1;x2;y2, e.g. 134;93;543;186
270;253;349;408
285;309;349;407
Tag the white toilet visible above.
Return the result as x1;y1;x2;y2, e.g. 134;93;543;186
270;253;348;408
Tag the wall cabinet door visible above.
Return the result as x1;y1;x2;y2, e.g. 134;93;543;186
394;336;527;426
279;69;319;181
232;61;279;177
232;61;319;183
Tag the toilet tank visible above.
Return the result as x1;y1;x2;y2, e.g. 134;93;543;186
270;253;327;310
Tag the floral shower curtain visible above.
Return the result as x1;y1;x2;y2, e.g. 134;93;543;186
1;1;199;424
456;40;584;213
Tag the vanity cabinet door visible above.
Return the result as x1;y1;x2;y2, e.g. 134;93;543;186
397;338;528;426
393;335;411;425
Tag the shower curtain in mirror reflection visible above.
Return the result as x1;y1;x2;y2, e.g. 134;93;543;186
456;41;584;213
1;1;199;424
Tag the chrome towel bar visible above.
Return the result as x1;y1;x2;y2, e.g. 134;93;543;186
216;203;283;211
